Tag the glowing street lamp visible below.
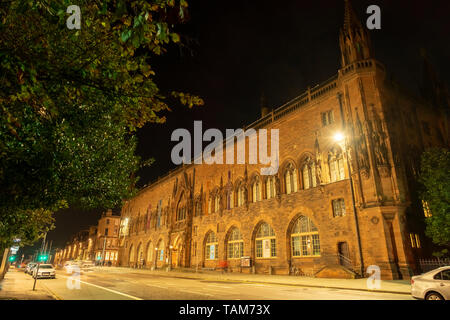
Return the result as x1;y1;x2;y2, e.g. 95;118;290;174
333;130;364;277
333;132;345;144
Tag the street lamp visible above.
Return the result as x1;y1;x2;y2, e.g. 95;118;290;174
154;247;158;270
333;131;365;278
168;245;173;272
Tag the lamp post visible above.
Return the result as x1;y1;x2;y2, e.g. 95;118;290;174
334;132;365;278
154;247;158;270
168;245;173;271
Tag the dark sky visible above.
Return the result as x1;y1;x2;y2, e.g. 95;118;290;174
25;0;449;256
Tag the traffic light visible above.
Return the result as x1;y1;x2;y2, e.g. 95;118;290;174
8;255;16;262
38;254;48;262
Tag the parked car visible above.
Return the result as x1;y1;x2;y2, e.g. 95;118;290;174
411;266;450;300
32;264;56;279
25;262;37;275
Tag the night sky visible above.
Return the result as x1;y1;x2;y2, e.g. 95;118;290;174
22;0;450;257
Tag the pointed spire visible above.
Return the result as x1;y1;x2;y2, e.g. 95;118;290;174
343;0;361;32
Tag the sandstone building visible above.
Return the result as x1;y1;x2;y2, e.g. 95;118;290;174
54;210;121;266
117;0;449;279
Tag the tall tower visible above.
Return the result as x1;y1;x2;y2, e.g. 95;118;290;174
339;0;373;67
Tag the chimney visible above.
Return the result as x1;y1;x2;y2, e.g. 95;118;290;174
260;93;270;117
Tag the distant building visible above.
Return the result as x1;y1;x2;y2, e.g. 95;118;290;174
54;210;120;266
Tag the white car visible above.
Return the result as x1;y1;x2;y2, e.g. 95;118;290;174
32;264;56;279
411;266;450;300
25;262;37;275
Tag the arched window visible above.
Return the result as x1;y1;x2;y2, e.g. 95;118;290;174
255;223;276;258
237;185;246;207
137;243;143;263
195;199;202;217
146;241;153;263
226;189;234;210
214;194;220;212
156;200;162;228
205;232;218;260
129;244;135;264
227;228;243;259
176;205;186;221
291;216;320;257
208;197;213;214
329;148;345;182
284;164;298;194
265;176;276;199
302;157;317;189
156;239;165;262
252;178;261;202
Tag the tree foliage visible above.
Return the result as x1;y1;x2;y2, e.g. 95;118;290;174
419;148;450;246
0;0;203;248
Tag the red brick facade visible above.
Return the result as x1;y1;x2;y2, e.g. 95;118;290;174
117;1;449;279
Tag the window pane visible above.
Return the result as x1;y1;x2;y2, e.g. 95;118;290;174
271;238;276;257
256;240;262;258
312;234;320;255
303;166;310;189
292;236;301;256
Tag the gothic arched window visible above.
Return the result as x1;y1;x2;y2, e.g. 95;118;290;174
291;216;320;257
302;157;317;189
329;148;345;182
265;176;276;199
255;223;276;258
284;164;298;194
252;177;261;203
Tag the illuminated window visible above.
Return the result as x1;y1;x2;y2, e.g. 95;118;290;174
205;232;218;260
415;234;421;248
285;164;298;194
176;206;186;221
255;223;276;258
226;190;234;210
291;216;320;257
214;194;220;212
410;233;421;249
302;157;317;189
252;178;261;202
332;198;346;217
321;110;334;126
157;240;164;261
237;185;246;207
329;148;345;182
265;176;276;199
422;200;432;217
227;228;244;259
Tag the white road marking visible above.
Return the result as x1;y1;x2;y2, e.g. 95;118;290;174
178;289;213;296
59;275;143;300
206;284;233;289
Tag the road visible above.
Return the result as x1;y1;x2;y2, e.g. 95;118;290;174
35;269;413;300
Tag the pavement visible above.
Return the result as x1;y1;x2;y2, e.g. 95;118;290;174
92;266;412;295
0;268;55;300
0;266;413;300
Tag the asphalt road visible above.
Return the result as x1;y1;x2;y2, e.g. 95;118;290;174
34;269;413;300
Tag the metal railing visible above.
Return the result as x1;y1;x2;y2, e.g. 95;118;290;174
418;258;450;273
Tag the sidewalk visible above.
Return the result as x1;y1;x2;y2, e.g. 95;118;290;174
0;268;55;300
94;266;412;295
